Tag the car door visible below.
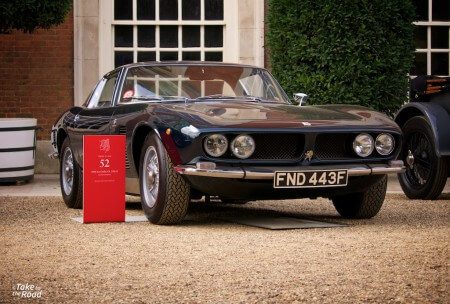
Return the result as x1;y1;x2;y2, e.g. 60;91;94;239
67;70;122;168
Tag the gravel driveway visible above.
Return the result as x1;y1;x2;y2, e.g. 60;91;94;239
1;194;448;303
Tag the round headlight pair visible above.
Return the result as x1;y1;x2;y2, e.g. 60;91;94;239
204;134;255;159
353;133;394;157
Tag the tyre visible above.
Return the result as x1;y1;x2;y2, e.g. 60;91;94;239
60;137;83;209
398;116;448;200
332;175;387;219
139;133;190;224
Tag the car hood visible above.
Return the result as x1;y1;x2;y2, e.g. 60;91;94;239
157;101;400;132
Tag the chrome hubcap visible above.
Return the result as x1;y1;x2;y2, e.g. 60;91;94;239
142;146;159;208
62;148;74;195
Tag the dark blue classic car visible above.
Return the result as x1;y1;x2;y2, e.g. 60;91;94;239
395;76;450;199
51;62;404;224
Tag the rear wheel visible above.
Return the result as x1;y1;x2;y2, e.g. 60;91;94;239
60;138;83;209
332;175;387;219
398;116;448;200
139;134;190;224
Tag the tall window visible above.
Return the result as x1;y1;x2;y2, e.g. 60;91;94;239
412;0;450;76
113;0;224;67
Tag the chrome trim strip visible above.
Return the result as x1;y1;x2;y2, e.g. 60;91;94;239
175;161;405;180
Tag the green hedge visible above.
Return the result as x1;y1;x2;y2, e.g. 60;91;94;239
267;0;415;115
0;0;72;34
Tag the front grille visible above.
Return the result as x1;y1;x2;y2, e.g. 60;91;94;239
314;134;350;159
251;134;304;160
217;133;304;160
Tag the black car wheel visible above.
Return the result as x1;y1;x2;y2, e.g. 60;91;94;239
398;116;448;200
332;175;387;219
139;133;190;224
60;137;83;209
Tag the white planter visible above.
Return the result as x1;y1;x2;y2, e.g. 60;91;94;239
0;118;37;182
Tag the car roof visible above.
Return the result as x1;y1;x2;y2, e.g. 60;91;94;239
119;61;262;70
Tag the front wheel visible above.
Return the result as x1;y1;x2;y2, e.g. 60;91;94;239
60;137;83;209
398;116;448;200
139;134;190;224
331;175;387;219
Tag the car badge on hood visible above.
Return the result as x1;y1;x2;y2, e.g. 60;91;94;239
304;150;314;161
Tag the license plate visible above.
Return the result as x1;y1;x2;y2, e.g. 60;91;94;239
273;170;348;188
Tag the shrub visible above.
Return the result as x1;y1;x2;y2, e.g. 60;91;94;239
0;0;72;34
266;0;415;116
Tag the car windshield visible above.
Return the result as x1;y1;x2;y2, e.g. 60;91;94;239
118;65;290;104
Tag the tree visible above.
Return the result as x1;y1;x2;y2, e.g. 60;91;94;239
0;0;72;34
266;0;416;116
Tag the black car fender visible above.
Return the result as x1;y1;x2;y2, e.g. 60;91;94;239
130;121;184;175
395;102;450;157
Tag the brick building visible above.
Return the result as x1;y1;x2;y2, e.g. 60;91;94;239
0;0;449;173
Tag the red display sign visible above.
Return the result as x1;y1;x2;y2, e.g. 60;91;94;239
83;135;126;223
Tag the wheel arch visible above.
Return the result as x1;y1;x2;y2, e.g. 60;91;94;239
57;129;68;155
132;124;160;176
395;102;450;157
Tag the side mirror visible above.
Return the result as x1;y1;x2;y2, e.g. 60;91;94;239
293;93;308;106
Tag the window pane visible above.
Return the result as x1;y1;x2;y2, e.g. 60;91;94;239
159;81;178;96
138;52;156;62
115;51;134;68
115;0;132;20
160;52;178;61
182;0;200;20
182;81;201;98
410;52;427;75
182;26;200;47
432;0;450;21
182;52;200;60
205;0;223;20
115;26;133;47
414;26;427;49
431;53;449;75
205;26;223;47
205;52;222;62
99;76;118;106
138;26;155;47
160;26;178;47
431;26;449;49
160;0;178;20
137;0;155;20
412;0;428;21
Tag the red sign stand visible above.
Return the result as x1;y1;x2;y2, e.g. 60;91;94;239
83;135;126;223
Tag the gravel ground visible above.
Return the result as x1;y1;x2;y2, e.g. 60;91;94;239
0;194;449;304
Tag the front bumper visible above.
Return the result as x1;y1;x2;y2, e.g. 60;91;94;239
175;160;405;180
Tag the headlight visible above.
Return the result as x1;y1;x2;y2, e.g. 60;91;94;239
203;134;228;157
353;133;374;157
375;133;395;155
231;135;255;159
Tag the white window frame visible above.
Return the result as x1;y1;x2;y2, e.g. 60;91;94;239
413;0;450;76
99;0;238;76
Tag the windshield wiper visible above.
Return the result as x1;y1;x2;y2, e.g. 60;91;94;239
122;96;163;102
195;95;264;102
195;94;236;100
122;96;189;103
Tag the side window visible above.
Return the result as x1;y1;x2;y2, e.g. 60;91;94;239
86;73;118;108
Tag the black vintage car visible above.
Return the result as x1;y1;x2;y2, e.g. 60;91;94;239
395;76;450;199
51;62;404;224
